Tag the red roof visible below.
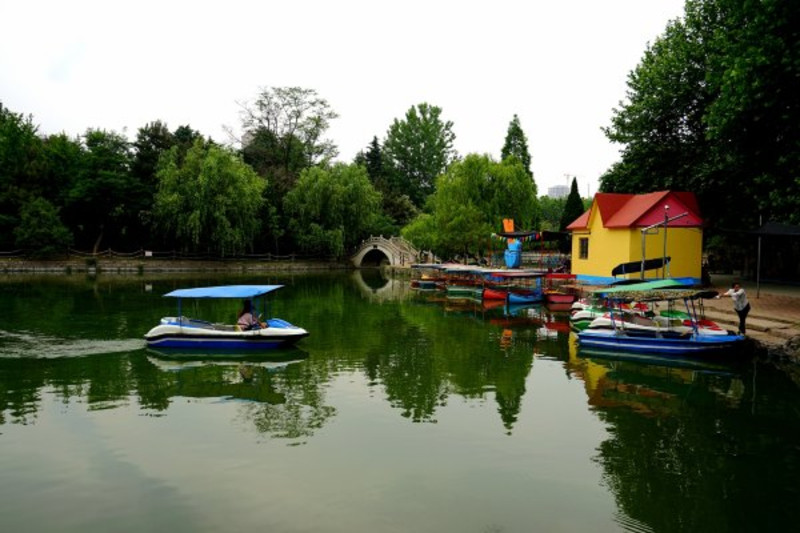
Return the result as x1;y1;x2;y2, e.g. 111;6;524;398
566;209;591;230
566;191;703;230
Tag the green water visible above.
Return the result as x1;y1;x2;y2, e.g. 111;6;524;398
1;272;799;532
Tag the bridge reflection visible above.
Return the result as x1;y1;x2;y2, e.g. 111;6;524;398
351;269;413;301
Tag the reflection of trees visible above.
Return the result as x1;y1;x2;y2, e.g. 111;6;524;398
237;360;336;440
0;350;336;443
363;297;537;431
1;273;542;439
581;356;800;531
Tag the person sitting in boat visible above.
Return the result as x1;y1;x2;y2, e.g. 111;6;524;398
237;300;264;330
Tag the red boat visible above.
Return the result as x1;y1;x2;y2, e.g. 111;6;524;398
544;273;578;305
483;287;509;300
545;291;578;304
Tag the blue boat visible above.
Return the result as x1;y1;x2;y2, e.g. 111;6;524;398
577;328;744;355
144;285;309;350
507;291;543;304
577;282;745;356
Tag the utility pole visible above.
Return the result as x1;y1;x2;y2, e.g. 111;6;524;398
663;204;670;278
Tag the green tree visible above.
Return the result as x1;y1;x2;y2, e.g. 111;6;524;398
40;133;83;209
560;177;586;230
538;195;567;231
0;103;45;248
383;103;456;208
355;136;418;230
703;0;800;225
237;87;339;254
14;197;73;257
500;114;533;179
401;213;438;253
362;136;387;188
132;121;174;188
238;86;338;173
129;121;176;246
240;126;302;253
403;154;537;259
284;163;382;259
601;0;800;230
64;129;134;253
153;139;265;256
172;125;204;160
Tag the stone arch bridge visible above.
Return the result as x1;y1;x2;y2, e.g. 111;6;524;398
351;236;421;268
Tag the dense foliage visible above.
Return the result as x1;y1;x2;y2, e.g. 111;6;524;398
2;88;546;260
354;136;418;232
402;154;538;259
383;103;457;209
601;0;800;233
153;139;265;256
284;163;382;259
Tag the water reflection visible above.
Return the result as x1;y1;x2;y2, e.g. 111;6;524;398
351;269;412;301
565;335;800;531
1;274;800;531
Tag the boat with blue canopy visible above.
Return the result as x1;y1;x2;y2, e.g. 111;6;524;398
576;281;744;356
144;285;309;350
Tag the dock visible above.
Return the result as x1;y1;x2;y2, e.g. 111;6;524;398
699;280;800;363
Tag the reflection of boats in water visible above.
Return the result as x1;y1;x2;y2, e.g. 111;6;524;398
144;285;309;350
489;304;543;328
567;333;744;419
143;347;310;406
576;343;736;373
146;347;309;372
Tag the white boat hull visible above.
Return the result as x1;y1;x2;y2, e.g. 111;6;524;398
144;317;309;350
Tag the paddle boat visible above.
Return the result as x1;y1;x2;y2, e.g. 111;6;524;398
544;273;578;305
486;269;544;304
576;281;744;356
144;285;309;350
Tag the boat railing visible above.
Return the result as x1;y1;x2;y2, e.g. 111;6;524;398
162;317;236;331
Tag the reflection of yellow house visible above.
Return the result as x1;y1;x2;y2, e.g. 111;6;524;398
567;191;703;280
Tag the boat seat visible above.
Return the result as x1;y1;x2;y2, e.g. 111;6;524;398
630;314;656;326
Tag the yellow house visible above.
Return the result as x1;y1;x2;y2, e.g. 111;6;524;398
566;191;703;280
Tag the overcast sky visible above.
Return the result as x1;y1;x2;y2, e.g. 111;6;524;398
0;0;685;196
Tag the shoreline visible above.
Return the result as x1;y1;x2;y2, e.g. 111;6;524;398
0;257;356;275
3;258;798;375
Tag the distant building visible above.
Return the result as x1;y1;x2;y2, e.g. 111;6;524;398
547;185;569;198
566;191;704;281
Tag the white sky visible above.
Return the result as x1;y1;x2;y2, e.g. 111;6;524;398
0;0;685;197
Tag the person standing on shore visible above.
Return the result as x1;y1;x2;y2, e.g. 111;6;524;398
721;282;751;335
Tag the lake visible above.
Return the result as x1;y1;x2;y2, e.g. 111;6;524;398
1;271;799;532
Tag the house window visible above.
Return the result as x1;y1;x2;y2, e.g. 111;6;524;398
579;238;589;260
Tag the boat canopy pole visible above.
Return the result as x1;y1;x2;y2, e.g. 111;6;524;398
640;212;688;279
609;298;619;334
683;298;698;336
178;299;182;327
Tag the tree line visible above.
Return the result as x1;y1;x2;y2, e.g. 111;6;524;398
2;89;584;260
601;0;799;264
3;1;795;266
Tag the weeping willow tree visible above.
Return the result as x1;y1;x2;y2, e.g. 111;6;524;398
153;139;265;256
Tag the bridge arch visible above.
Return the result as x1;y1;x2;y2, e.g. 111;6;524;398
351;236;420;268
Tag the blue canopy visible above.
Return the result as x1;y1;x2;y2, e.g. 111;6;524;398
163;285;284;299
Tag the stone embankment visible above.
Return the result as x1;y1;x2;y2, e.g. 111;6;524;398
0;257;353;274
700;286;800;377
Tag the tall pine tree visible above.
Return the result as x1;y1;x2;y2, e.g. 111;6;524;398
560;177;585;231
501;114;533;179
